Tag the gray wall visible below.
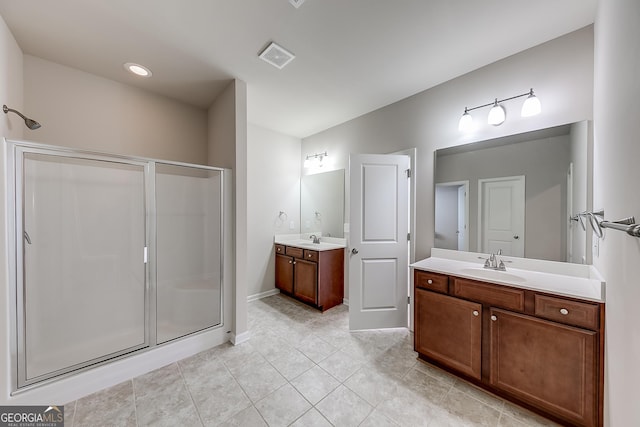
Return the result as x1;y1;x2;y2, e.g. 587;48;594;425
594;0;640;424
24;55;209;164
208;79;249;341
247;124;301;298
301;26;594;263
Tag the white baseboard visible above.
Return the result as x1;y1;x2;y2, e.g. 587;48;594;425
247;288;280;302
231;331;251;345
343;298;349;306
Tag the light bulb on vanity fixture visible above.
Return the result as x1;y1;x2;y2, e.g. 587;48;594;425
521;89;542;117
458;108;473;132
458;88;541;131
487;99;506;126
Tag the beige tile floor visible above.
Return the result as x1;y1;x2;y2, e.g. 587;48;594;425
64;294;560;426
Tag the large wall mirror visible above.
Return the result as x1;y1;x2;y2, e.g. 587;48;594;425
434;121;592;264
301;169;345;238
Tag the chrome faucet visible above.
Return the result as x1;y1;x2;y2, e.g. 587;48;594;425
483;249;507;271
309;234;320;244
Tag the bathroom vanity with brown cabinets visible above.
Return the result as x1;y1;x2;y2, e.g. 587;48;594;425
414;268;604;427
275;243;344;311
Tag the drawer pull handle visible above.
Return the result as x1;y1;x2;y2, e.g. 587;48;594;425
309;254;312;258
473;310;479;316
560;308;569;315
491;315;497;321
293;261;296;265
289;260;292;264
427;279;433;284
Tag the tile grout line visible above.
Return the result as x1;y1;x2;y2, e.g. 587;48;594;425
220;352;272;425
69;399;77;427
130;379;139;427
175;361;206;427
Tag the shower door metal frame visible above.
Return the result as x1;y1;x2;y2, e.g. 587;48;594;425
5;139;226;393
9;142;151;389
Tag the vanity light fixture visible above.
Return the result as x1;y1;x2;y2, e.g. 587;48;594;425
458;88;541;131
304;151;328;168
124;62;152;77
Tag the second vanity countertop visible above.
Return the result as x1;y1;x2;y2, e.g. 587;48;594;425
412;248;605;303
274;234;347;252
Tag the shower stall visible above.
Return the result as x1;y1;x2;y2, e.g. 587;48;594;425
6;140;225;390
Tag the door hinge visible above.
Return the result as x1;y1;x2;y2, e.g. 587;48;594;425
407;296;410;304
407;232;410;241
405;168;411;178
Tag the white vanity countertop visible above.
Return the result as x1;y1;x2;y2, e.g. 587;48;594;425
411;248;605;303
274;234;347;251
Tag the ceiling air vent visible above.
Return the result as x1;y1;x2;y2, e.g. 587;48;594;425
258;42;295;69
289;0;306;8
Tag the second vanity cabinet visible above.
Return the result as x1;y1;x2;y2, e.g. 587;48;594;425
275;244;344;311
414;269;604;427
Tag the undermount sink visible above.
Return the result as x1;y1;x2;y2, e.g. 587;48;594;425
293;240;320;247
459;267;527;283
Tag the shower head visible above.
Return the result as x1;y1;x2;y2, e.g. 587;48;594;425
3;104;41;130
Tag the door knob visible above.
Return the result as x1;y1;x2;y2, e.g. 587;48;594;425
351;248;359;254
513;235;520;239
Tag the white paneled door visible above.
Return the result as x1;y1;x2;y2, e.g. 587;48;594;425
478;176;525;257
349;154;409;331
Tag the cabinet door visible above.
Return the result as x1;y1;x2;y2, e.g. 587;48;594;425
275;253;294;294
294;259;317;305
490;308;597;427
415;288;482;379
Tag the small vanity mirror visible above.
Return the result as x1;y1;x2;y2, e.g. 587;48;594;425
301;169;345;238
434;121;592;264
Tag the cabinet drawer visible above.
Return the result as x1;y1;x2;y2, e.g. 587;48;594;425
534;294;600;330
275;244;285;255
452;278;525;312
415;270;448;294
285;246;304;258
303;249;318;262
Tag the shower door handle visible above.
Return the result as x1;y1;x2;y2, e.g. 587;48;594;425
23;230;32;245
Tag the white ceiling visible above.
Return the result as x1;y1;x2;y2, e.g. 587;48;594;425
0;0;597;138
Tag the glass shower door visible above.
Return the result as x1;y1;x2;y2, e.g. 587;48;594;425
156;163;223;343
18;151;147;386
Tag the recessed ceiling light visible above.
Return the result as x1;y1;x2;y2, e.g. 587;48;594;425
124;62;152;77
258;42;295;69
